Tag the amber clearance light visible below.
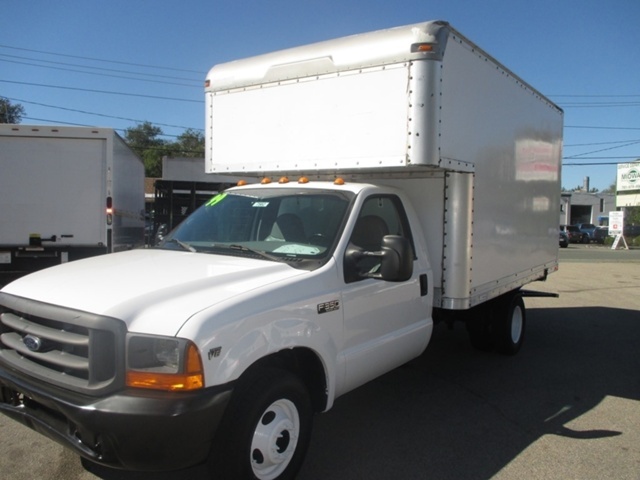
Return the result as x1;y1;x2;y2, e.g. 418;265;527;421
411;43;435;53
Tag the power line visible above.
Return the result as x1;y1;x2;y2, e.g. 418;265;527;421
21;116;195;140
0;56;201;88
565;157;640;162
564;140;640;159
549;94;640;98
560;102;640;108
22;116;92;127
565;139;640;147
0;79;201;103
565;125;640;131
0;43;203;75
8;97;203;131
563;161;637;166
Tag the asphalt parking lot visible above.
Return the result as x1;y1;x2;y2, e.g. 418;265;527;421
1;246;639;480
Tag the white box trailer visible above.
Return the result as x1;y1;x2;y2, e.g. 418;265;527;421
0;125;145;283
205;20;563;310
0;21;562;479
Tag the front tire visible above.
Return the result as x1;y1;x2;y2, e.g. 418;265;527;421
209;367;313;480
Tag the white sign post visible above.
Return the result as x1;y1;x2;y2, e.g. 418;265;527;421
609;211;628;250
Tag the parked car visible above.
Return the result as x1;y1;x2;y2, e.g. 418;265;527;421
576;223;598;243
559;230;569;248
594;226;609;244
624;225;640;238
560;225;586;243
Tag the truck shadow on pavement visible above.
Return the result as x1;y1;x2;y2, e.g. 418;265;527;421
84;306;640;480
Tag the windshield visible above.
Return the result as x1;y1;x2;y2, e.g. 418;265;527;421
160;188;353;268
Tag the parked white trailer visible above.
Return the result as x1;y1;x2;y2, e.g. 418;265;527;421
0;125;145;283
0;21;562;479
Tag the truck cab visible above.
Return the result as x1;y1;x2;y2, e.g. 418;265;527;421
0;179;433;476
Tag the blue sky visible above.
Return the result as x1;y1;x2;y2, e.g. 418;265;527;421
2;0;639;190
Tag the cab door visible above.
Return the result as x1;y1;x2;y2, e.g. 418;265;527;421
340;194;432;392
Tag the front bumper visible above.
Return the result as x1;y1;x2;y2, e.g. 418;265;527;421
0;365;233;471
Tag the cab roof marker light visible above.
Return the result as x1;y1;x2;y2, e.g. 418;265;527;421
334;177;345;185
237;179;248;186
298;176;309;184
261;177;272;184
278;176;289;184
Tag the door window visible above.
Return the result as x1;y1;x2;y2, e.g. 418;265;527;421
346;195;413;282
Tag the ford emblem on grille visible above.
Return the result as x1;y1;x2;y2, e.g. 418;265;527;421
23;334;43;352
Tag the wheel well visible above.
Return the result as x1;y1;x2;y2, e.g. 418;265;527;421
433;288;523;327
242;348;328;413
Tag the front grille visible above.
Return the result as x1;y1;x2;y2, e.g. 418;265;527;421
0;292;127;395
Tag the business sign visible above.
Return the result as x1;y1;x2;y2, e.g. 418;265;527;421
609;211;624;236
617;162;640;192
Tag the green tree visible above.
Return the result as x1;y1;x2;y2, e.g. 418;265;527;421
124;122;167;177
168;128;205;158
0;97;26;123
626;206;640;225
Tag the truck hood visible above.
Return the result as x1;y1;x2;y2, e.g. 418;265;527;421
2;249;307;336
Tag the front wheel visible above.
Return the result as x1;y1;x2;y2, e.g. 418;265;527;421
208;367;313;480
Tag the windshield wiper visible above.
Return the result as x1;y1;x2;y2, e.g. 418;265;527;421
167;238;197;252
229;244;285;263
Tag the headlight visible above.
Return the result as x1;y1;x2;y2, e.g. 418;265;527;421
126;334;204;391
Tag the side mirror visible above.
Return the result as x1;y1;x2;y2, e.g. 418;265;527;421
344;235;413;283
155;224;168;245
380;235;413;282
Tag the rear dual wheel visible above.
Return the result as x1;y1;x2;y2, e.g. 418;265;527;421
492;293;525;355
467;291;526;355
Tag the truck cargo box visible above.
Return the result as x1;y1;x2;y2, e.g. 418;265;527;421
0;125;145;283
205;20;563;309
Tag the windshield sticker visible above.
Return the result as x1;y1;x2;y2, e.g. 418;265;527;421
206;193;227;207
252;201;270;208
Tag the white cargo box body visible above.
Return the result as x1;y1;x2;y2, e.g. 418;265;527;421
0;125;145;250
205;21;563;309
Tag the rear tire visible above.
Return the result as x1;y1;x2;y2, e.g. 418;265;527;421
491;293;526;355
466;304;493;351
208;367;313;480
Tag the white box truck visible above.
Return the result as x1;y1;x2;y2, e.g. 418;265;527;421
0;125;145;284
0;21;562;479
